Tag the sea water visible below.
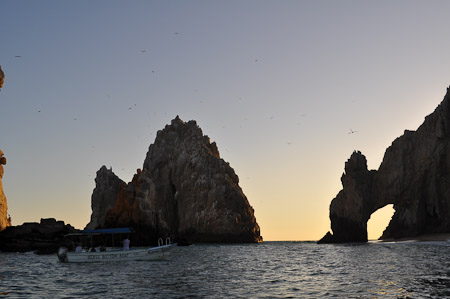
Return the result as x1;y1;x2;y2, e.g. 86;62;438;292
0;241;449;298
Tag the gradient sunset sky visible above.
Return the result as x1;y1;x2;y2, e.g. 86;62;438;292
1;1;450;240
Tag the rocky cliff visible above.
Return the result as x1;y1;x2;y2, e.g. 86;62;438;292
86;116;262;244
319;86;450;243
0;149;11;231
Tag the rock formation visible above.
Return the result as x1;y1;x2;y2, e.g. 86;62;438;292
87;166;126;230
86;116;262;244
319;86;450;243
0;218;78;254
0;149;11;231
0;65;4;90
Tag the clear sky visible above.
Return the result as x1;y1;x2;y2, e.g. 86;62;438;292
1;1;450;241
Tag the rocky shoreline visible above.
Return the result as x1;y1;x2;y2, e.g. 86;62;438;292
0;218;78;254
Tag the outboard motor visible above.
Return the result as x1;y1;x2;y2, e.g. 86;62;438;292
57;247;68;262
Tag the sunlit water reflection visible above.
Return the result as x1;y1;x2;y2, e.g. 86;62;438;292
0;241;449;298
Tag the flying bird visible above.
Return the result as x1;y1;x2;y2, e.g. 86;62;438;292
348;128;358;134
0;65;4;90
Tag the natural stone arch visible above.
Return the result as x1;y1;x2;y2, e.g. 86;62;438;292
320;85;450;243
319;151;400;243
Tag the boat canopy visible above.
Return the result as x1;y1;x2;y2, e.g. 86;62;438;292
66;227;135;237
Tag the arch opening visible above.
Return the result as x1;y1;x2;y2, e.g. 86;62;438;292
367;204;395;240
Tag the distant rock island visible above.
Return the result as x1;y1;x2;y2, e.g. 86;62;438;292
319;86;450;243
0;149;11;231
86;116;262;244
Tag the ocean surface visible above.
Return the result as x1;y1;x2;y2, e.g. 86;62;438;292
0;241;449;298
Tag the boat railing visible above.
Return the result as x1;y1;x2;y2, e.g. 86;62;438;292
158;237;172;247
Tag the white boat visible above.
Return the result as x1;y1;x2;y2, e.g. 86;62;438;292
57;228;176;263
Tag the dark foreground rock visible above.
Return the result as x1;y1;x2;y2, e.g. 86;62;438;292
320;86;450;243
0;218;78;254
86;116;262;245
317;232;335;244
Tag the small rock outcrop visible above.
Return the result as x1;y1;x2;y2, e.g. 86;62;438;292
86;116;262;244
0;65;4;90
0;218;78;254
320;86;450;243
0;149;11;231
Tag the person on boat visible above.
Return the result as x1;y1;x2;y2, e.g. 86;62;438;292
123;238;130;250
75;244;82;253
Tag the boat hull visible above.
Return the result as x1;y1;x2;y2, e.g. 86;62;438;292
58;245;174;263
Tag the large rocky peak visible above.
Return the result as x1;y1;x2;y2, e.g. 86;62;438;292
86;166;127;230
86;116;262;244
320;86;450;243
0;149;11;231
